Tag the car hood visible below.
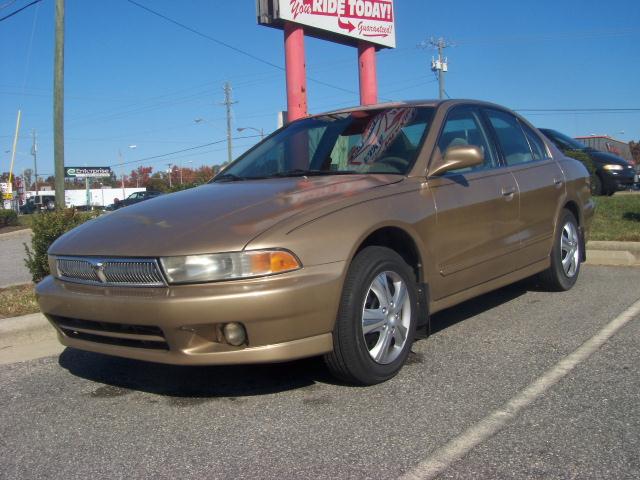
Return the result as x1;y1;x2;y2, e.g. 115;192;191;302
589;150;632;166
49;175;402;257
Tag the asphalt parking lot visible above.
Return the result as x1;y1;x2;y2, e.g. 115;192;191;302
1;265;639;479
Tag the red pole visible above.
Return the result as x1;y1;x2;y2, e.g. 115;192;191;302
358;42;378;105
284;22;308;122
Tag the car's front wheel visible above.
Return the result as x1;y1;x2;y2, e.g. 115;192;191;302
538;209;581;291
325;246;417;385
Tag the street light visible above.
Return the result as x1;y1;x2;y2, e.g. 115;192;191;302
237;126;264;140
118;145;137;200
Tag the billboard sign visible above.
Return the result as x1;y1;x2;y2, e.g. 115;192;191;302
64;167;112;178
258;0;396;49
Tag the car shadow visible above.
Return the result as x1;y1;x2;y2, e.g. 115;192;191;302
59;277;541;397
58;348;338;398
428;277;534;335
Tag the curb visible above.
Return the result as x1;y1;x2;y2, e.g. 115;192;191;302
0;312;62;365
586;241;640;267
0;312;53;348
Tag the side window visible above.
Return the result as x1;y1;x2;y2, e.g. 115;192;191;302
485;109;534;166
437;107;497;173
521;123;549;161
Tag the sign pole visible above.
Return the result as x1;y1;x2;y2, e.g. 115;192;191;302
358;42;378;105
284;22;308;122
8;109;22;185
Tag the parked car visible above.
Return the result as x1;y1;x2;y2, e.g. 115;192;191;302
21;194;56;213
539;128;637;195
112;190;163;210
37;100;594;385
19;198;37;214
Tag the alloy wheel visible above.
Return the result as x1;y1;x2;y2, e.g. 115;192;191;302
361;271;412;365
560;221;580;277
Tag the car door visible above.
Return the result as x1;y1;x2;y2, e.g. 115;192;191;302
426;106;521;300
483;109;565;264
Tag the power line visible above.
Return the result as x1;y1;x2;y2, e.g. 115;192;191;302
0;0;43;22
125;0;358;96
109;134;262;168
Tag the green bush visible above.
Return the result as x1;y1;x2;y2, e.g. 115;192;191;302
563;149;596;175
24;209;97;283
0;209;18;227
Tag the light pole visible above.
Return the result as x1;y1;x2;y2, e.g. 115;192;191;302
237;126;265;140
118;145;137;200
167;164;173;189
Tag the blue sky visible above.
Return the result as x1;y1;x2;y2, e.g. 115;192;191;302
1;0;639;178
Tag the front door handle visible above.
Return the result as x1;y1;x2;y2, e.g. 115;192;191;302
554;178;564;188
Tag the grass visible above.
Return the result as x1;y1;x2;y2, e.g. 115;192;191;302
18;214;34;229
0;213;33;235
590;194;640;242
0;284;39;319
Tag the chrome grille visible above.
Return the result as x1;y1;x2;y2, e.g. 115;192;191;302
55;256;166;287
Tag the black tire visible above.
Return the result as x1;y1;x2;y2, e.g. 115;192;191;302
591;175;603;196
538;209;581;291
324;246;418;385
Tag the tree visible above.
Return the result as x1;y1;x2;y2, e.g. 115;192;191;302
129;166;153;187
630;141;640;165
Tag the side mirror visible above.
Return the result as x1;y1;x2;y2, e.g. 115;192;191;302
429;145;484;177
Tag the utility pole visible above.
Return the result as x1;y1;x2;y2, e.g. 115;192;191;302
222;82;237;165
419;37;453;100
53;0;65;208
31;130;39;195
167;164;172;188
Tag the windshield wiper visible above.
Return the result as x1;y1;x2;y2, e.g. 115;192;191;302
267;169;358;178
213;173;250;182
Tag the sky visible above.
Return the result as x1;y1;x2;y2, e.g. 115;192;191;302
1;0;639;179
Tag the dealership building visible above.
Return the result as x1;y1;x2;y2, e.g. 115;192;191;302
575;135;634;164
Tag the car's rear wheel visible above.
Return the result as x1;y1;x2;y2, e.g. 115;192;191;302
538;209;581;291
324;246;417;385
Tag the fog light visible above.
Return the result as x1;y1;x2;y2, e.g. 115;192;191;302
223;322;246;346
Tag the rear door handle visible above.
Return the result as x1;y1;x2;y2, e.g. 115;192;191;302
554;178;564;188
501;187;516;197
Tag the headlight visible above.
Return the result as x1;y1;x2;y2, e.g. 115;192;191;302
603;164;623;171
160;250;301;284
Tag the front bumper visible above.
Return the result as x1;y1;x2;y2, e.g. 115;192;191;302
602;170;636;191
36;262;345;365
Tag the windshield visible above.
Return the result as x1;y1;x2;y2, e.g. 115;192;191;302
540;129;587;150
214;107;434;181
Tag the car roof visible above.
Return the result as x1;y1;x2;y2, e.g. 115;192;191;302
317;99;513;117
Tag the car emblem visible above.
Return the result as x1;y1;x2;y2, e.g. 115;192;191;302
91;261;108;283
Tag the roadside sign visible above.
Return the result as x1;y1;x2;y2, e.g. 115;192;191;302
257;0;396;49
64;167;112;178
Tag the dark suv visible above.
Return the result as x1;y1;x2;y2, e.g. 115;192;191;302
540;129;637;195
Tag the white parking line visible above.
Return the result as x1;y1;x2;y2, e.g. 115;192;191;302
400;298;640;480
